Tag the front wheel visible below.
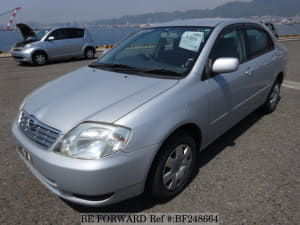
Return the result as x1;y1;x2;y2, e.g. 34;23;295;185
261;80;281;113
32;52;47;66
84;48;95;59
147;132;197;200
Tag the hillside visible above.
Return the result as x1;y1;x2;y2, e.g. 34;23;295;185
91;0;300;25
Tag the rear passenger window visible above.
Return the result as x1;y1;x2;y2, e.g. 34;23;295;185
245;29;274;58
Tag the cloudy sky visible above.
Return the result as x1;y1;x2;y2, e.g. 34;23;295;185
0;0;251;24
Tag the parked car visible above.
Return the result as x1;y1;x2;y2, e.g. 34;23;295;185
11;24;96;65
12;19;287;206
262;22;279;38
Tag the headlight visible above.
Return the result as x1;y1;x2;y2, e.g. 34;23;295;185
17;95;30;123
54;123;131;160
24;44;32;49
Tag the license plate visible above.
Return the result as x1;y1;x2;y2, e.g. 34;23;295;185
17;146;31;162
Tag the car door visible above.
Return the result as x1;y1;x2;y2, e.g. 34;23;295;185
65;28;85;56
243;25;277;106
45;29;68;58
205;25;256;142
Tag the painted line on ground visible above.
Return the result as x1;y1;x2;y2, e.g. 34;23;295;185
282;80;300;91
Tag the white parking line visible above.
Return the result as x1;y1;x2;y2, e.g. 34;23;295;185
282;80;300;91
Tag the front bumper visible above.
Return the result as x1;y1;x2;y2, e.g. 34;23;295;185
12;120;158;206
11;48;34;63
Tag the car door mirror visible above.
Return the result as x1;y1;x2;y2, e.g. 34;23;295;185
47;36;55;41
212;57;239;74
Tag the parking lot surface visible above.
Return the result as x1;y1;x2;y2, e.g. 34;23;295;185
0;42;299;225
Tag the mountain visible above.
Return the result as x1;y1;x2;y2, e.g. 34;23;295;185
212;0;300;17
91;0;300;25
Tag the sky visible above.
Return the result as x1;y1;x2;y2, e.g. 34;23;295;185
0;0;251;24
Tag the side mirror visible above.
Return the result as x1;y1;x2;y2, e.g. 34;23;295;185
212;57;239;74
47;36;55;41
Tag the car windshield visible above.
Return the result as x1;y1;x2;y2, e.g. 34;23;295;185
35;29;50;40
90;27;213;77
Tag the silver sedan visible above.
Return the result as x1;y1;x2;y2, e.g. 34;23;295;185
12;18;287;206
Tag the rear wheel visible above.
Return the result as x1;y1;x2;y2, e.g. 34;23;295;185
261;79;281;113
147;132;197;200
32;52;47;66
84;47;95;59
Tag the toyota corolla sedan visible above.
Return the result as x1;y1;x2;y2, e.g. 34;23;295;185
12;19;287;207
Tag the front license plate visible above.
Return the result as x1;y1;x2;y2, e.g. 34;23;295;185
17;145;31;162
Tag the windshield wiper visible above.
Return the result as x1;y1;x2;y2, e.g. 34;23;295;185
142;69;182;76
89;63;138;70
89;64;183;77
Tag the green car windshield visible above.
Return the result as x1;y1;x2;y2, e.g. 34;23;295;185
91;27;213;77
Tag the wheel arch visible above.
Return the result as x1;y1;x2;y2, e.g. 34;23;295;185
164;123;203;151
145;122;202;192
276;72;284;85
83;45;96;54
31;50;48;61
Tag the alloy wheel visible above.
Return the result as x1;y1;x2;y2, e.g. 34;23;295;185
162;144;193;191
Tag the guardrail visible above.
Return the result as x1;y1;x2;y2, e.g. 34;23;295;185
278;34;300;38
96;45;116;49
278;34;300;41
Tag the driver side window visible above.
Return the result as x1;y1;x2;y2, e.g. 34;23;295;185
210;29;246;63
48;29;66;40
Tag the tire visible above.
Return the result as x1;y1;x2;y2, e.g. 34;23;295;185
84;47;95;59
261;79;281;114
147;132;197;200
32;52;47;66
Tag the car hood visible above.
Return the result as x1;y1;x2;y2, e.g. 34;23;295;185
16;23;37;40
23;67;178;134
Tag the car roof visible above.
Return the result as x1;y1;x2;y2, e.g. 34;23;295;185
54;27;85;30
151;18;260;28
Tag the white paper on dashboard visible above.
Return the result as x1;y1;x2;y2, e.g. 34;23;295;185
179;32;204;52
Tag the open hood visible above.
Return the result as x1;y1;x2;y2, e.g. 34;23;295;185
16;23;37;40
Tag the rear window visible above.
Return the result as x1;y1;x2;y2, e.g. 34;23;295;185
245;28;274;58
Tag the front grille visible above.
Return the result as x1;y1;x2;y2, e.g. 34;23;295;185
18;111;61;149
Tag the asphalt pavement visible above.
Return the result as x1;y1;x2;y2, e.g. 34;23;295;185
0;42;299;225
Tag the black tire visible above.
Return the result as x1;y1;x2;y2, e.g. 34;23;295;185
146;132;197;200
84;47;95;59
261;79;281;114
32;51;47;66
